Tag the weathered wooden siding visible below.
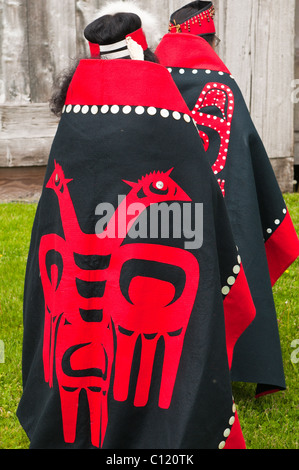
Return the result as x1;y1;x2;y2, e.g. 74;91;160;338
214;0;296;192
294;0;299;170
0;104;58;167
0;0;296;195
0;0;102;172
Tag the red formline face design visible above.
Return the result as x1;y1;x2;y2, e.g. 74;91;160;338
191;82;235;197
39;161;200;447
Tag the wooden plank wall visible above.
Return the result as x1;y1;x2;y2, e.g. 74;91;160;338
213;0;296;192
294;0;299;167
0;0;296;198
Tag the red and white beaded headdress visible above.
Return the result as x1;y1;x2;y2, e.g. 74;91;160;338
169;1;216;36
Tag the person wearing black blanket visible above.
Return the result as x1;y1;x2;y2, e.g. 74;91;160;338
156;0;299;399
17;2;256;449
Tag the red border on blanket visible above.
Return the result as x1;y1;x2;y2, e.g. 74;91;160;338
223;265;256;369
265;211;299;286
156;33;231;74
224;411;246;449
65;59;191;114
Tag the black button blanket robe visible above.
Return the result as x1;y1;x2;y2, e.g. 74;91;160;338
156;33;299;397
18;59;256;449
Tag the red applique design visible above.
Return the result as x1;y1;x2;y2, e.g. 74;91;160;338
39;162;200;447
191;82;235;196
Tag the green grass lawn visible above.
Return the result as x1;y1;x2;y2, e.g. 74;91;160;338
0;195;298;449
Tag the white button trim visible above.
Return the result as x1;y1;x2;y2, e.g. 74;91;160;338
265;207;288;238
163;67;232;80
218;400;237;449
63;105;193;125
221;251;242;297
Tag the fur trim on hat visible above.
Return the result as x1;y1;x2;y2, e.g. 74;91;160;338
93;1;162;49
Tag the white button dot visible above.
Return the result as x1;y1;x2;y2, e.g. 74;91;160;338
62;105;66;113
227;276;235;286
223;428;231;438
229;416;235;426
66;104;72;113
111;105;119;114
101;105;109;114
283;208;287;214
135;106;145;115
222;286;230;295
173;111;181;120
147;106;157;115
267;228;272;234
233;265;240;275
161;109;169;118
91;105;98;114
73;105;81;113
156;181;164;189
179;68;185;74
192;69;198;74
81;105;89;114
205;70;211;74
122;105;132;114
237;255;241;264
274;219;280;225
184;114;191;123
218;441;225;449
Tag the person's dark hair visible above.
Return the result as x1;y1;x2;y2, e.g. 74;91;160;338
49;60;80;117
50;12;159;117
201;33;216;47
